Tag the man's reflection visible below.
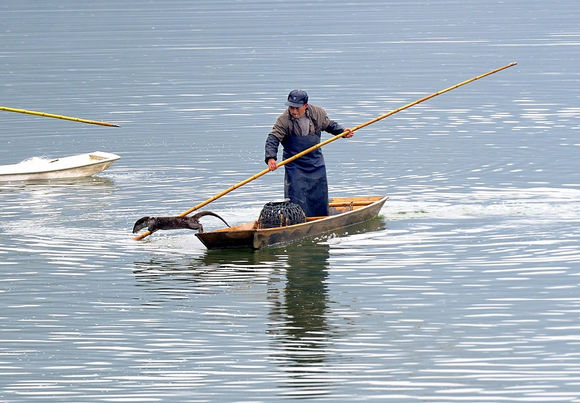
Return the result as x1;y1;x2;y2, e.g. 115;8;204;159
268;242;332;365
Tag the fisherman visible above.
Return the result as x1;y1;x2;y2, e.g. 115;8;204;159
265;90;353;217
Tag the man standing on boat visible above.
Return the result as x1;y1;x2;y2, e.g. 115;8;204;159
265;89;353;217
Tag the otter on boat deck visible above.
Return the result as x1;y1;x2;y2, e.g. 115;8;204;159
196;195;388;250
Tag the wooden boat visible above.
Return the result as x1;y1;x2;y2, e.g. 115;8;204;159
196;195;388;249
0;151;120;182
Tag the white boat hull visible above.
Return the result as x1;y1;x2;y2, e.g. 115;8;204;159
0;151;120;182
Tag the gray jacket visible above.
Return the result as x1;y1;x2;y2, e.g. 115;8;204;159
265;104;344;163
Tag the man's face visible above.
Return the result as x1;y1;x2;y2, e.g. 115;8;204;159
288;104;308;119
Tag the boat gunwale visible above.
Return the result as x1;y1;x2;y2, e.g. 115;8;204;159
256;195;386;233
203;195;388;235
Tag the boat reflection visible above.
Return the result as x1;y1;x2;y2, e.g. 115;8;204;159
0;175;116;193
132;217;385;296
132;217;385;396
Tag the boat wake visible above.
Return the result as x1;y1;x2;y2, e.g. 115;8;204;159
385;186;580;222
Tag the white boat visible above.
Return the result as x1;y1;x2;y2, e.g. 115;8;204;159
0;151;120;182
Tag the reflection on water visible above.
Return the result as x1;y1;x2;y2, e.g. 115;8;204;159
268;243;333;396
132;218;386;297
133;248;285;299
0;175;116;192
269;244;331;359
133;241;337;397
132;217;386;298
131;219;387;398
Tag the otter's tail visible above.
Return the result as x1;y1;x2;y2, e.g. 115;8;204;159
192;211;231;228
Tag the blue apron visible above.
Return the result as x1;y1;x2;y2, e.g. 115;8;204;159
282;132;329;217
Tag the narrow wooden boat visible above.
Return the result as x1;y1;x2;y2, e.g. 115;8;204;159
0;151;120;182
196;195;388;249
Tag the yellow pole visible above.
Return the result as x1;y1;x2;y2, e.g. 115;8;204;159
0;106;119;127
133;62;517;240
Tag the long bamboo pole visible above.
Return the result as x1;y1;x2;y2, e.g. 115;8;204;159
0;106;119;127
133;62;517;240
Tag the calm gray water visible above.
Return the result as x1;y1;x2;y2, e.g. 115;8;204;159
1;0;579;401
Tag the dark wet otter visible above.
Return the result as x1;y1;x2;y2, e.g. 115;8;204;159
132;211;230;234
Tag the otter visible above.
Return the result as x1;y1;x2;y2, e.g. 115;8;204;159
132;211;230;234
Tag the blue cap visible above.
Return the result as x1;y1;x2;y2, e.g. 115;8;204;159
285;90;308;107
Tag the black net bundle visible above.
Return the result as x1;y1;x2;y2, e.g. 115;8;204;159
257;200;306;229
